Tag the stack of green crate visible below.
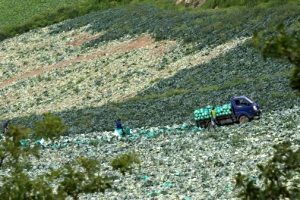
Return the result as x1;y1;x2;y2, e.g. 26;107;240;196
215;104;232;117
194;104;232;120
194;106;213;121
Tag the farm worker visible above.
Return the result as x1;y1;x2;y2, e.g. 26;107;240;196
211;107;217;129
2;120;10;134
219;101;223;106
116;119;125;136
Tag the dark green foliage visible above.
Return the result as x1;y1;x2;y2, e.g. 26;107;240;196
0;171;57;200
0;120;61;199
236;17;300;200
235;141;300;199
229;134;244;147
34;112;68;140
291;67;300;92
111;151;141;175
123;89;188;103
0;125;36;167
50;157;113;200
0;114;67;168
253;20;300;93
0;116;141;199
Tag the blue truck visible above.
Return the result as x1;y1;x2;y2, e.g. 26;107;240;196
194;95;261;128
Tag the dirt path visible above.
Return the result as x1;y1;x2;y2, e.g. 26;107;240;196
0;35;153;89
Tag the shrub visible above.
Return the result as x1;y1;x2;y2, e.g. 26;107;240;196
111;151;141;175
34;112;68;140
235;141;300;199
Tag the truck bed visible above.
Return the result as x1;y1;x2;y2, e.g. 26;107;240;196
196;113;236;128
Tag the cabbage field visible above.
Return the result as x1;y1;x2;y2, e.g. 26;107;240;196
1;4;299;133
0;3;300;199
1;106;300;199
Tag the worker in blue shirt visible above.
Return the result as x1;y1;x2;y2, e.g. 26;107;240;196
116;119;123;129
116;119;125;135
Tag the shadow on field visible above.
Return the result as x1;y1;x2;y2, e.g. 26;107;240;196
11;43;299;135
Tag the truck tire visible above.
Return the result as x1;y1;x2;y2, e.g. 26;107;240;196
239;115;249;123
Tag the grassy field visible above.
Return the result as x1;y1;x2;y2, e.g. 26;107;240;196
0;0;83;27
0;0;178;30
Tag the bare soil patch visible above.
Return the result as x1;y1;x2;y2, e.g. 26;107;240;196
68;32;102;46
0;35;154;89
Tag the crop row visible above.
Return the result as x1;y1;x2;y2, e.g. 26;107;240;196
10;42;298;134
52;4;300;48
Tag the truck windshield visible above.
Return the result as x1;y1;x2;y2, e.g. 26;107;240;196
245;97;254;103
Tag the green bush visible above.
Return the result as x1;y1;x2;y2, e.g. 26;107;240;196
50;157;113;200
0;115;141;199
253;20;300;93
34;112;68;141
111;151;141;175
235;141;300;199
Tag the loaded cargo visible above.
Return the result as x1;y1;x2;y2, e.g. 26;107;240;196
194;96;261;128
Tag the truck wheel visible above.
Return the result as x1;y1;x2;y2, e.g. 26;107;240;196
239;115;249;123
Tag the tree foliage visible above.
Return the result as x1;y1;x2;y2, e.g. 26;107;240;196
253;20;300;93
235;142;300;199
0;170;56;200
236;20;300;199
0;125;37;167
0;113;140;199
34;112;68;141
49;157;113;200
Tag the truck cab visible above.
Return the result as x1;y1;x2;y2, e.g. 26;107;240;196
230;96;261;123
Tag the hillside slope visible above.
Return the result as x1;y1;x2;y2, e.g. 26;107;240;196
1;100;299;199
0;4;299;133
0;3;300;200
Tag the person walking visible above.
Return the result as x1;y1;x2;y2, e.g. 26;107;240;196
211;107;217;129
